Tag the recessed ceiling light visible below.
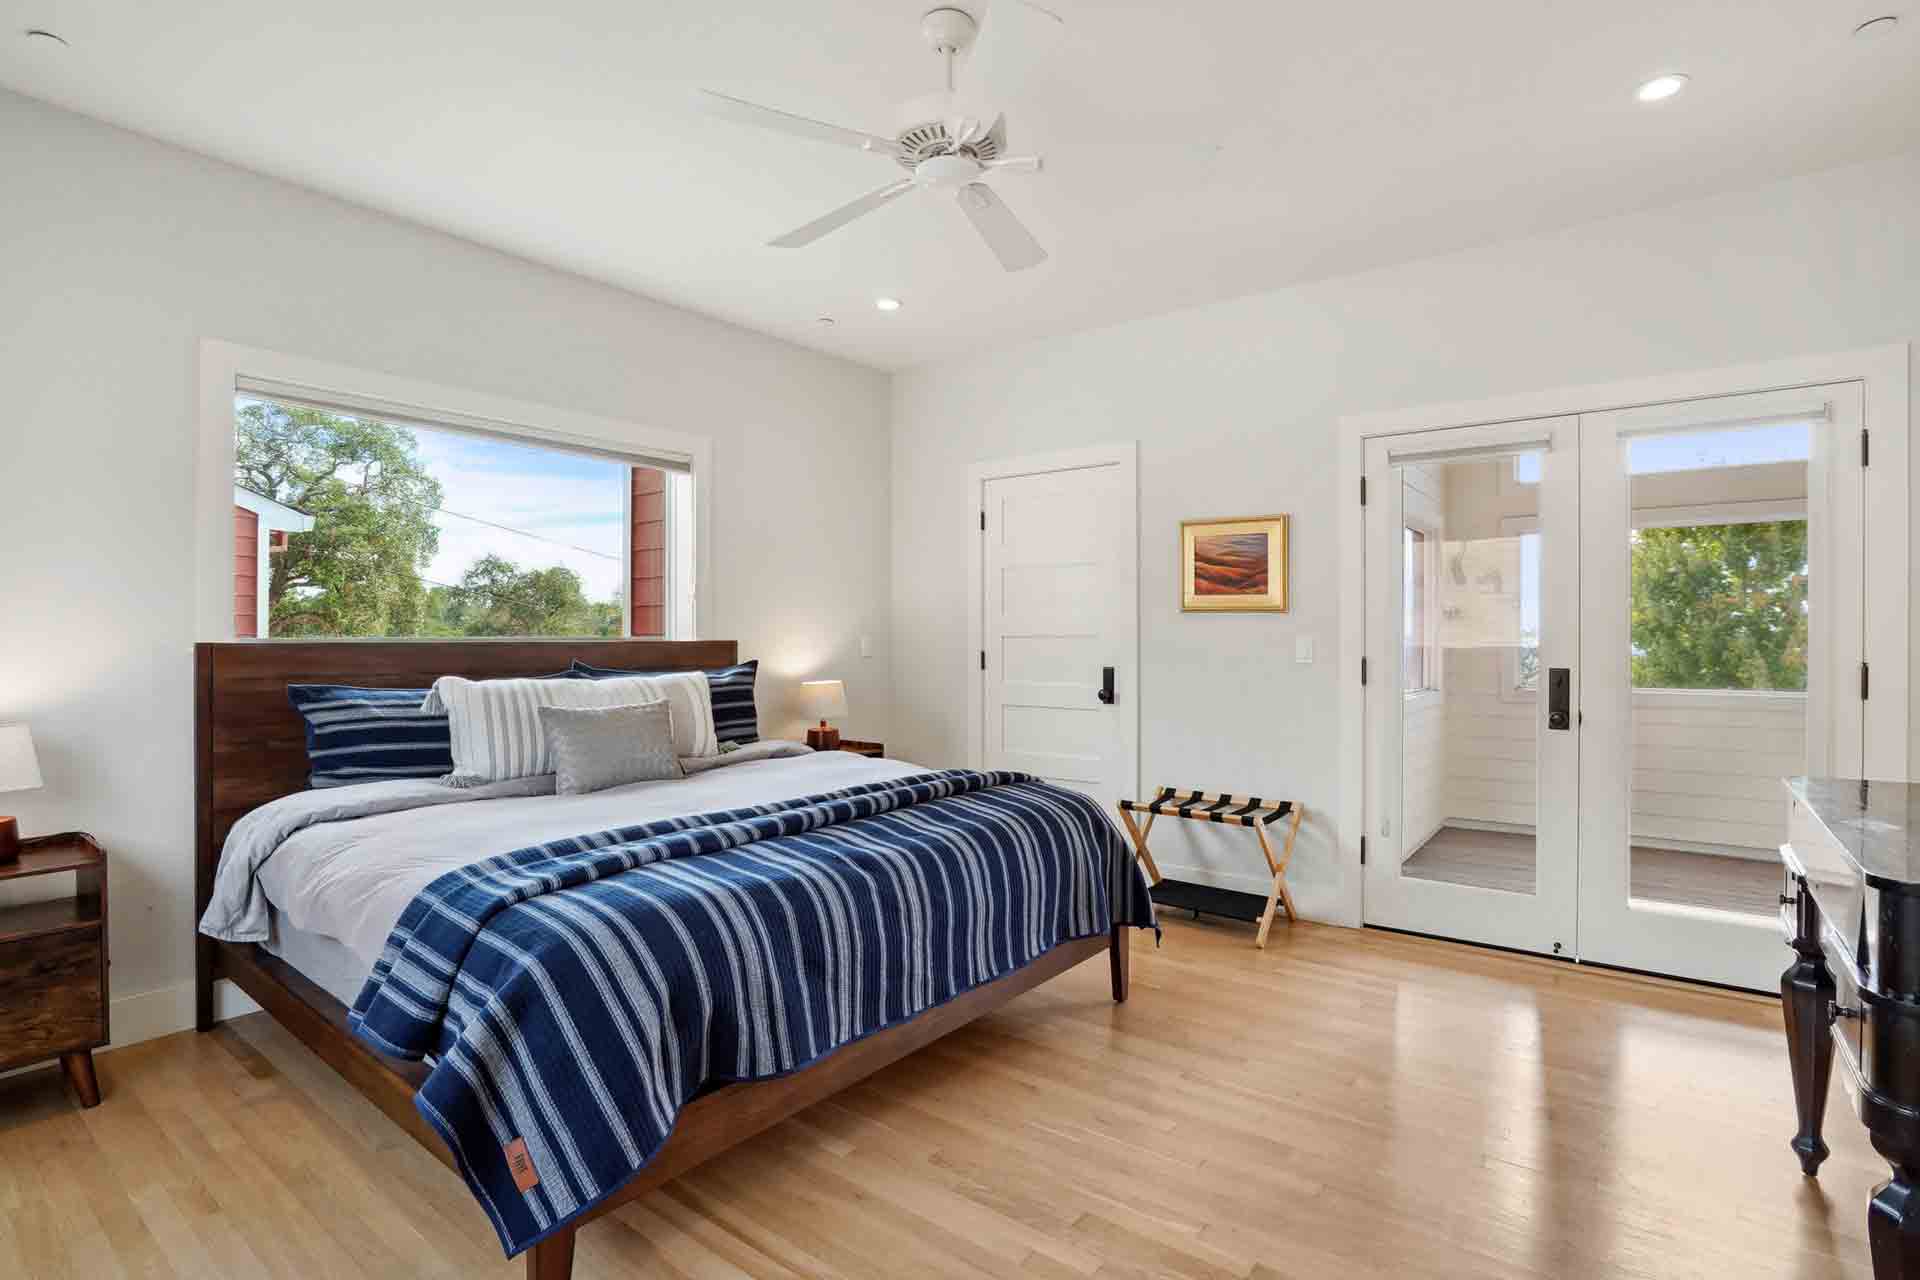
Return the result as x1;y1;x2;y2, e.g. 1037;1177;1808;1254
814;316;836;328
1635;74;1689;103
23;28;70;48
1854;15;1900;37
874;297;902;312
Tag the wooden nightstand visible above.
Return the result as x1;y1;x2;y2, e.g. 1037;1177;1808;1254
840;740;885;758
0;833;108;1107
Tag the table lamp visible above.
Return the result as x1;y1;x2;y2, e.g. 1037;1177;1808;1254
0;723;44;864
799;680;847;751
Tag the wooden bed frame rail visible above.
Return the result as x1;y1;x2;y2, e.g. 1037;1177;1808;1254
193;640;1130;1279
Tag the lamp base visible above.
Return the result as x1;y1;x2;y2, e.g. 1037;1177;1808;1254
805;725;842;751
0;816;18;864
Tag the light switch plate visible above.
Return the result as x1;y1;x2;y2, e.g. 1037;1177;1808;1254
859;634;873;659
1295;635;1314;664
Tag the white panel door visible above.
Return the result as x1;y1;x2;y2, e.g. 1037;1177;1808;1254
981;463;1135;811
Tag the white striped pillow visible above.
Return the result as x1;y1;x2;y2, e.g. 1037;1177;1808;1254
430;671;716;785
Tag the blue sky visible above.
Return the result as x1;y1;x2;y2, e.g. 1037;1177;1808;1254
408;428;627;601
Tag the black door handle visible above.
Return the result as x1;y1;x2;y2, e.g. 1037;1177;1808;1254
1547;666;1571;731
1098;666;1115;705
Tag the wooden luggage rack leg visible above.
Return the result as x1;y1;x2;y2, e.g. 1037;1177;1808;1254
1117;789;1303;949
1253;804;1304;949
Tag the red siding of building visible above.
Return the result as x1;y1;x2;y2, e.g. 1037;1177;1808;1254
630;467;668;637
233;506;260;637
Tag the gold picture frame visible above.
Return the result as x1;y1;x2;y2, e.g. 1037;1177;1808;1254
1181;515;1289;612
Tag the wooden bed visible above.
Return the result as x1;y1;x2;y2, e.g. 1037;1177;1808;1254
193;639;1129;1280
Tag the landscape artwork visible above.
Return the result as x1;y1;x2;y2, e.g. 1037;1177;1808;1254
1181;515;1289;612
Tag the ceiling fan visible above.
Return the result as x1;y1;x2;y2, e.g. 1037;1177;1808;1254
700;2;1066;272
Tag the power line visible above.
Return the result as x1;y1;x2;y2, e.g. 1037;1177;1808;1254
384;493;623;563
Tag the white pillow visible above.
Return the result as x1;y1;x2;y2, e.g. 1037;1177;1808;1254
430;671;717;785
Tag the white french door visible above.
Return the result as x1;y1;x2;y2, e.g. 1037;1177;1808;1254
1577;385;1864;989
1362;417;1582;956
1362;385;1866;989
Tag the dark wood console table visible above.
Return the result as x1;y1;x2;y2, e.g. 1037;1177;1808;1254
1779;777;1920;1278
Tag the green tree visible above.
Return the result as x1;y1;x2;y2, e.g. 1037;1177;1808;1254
436;555;622;637
235;401;443;636
1629;520;1808;690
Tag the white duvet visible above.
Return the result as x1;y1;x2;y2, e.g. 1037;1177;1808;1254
201;746;928;978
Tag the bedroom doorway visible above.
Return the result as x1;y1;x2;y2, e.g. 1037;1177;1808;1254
1359;382;1872;990
966;445;1139;816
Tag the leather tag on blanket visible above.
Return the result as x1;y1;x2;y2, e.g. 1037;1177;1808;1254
504;1138;540;1192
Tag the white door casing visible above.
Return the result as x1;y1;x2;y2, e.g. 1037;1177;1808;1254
1340;344;1909;945
966;445;1139;815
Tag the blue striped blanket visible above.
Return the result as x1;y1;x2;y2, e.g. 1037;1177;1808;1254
347;768;1156;1256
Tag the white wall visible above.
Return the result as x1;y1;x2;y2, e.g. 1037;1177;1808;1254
0;89;892;1045
891;147;1920;921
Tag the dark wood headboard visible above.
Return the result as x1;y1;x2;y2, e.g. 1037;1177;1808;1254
192;639;738;931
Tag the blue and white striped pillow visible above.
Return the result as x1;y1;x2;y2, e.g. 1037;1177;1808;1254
286;685;453;788
571;659;759;746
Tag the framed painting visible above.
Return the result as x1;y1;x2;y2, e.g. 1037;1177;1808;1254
1181;515;1289;612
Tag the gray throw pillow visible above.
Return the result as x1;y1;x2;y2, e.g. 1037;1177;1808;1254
537;701;684;796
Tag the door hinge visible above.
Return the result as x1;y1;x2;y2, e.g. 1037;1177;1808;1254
1360;836;1367;866
979;509;986;531
1863;428;1871;468
1360;475;1368;506
980;650;986;671
1862;661;1870;701
1360;656;1368;686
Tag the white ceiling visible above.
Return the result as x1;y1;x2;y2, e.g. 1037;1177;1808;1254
4;1;1917;370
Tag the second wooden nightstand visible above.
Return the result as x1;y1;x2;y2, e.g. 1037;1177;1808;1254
0;833;108;1107
839;740;885;759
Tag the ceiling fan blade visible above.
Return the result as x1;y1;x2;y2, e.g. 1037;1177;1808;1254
983;154;1043;174
959;0;1066;107
699;90;901;157
956;183;1047;271
769;179;916;248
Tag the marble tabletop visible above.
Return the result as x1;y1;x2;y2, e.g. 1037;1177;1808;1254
1789;777;1920;887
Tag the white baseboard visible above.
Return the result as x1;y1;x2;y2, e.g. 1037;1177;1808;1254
1148;860;1351;928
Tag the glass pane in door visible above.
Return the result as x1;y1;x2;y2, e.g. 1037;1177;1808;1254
1396;450;1545;896
1623;421;1810;917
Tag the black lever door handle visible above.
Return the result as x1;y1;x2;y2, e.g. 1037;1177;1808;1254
1098;666;1115;705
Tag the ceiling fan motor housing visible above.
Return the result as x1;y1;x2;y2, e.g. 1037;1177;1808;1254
920;7;978;54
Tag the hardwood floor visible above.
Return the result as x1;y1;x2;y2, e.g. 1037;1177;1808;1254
1404;825;1783;917
0;919;1884;1278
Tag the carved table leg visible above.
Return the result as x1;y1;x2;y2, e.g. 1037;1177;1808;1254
1782;880;1835;1177
1871;1166;1920;1278
60;1051;101;1109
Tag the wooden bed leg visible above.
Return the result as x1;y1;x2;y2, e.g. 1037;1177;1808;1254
1110;924;1130;1003
527;1227;577;1280
195;935;215;1032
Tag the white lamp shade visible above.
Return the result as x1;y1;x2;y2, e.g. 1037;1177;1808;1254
798;680;848;722
0;724;43;794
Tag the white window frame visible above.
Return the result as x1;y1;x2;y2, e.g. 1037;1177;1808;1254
196;340;712;642
1402;518;1441;702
